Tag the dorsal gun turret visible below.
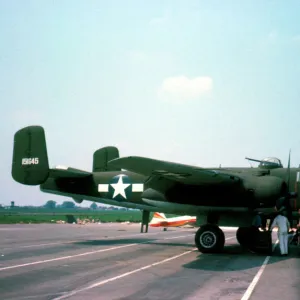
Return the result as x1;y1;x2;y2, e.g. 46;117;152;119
245;157;283;169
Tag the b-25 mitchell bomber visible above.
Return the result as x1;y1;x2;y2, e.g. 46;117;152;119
11;126;300;254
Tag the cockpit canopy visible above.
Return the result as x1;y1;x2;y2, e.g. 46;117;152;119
259;157;283;169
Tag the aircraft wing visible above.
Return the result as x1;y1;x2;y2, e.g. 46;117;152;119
108;156;242;188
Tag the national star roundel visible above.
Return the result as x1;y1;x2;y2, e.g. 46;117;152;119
108;174;132;201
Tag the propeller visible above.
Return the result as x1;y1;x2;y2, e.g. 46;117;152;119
286;149;291;192
280;149;296;226
275;150;293;210
285;149;297;198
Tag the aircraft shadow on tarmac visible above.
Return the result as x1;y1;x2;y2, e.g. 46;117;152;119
183;244;300;272
74;238;196;248
74;238;157;246
74;238;300;257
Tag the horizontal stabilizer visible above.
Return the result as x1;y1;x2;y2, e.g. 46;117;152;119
50;166;92;179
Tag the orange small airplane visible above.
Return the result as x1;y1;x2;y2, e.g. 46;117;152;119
149;212;197;229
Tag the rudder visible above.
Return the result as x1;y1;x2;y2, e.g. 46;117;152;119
93;146;120;172
152;212;167;220
12;126;49;185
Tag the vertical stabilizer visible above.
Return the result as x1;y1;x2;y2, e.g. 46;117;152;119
93;146;120;172
152;212;167;220
11;126;49;185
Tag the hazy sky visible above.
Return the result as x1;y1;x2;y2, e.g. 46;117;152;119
1;0;300;206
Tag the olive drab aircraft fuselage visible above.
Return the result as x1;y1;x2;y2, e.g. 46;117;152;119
12;126;300;255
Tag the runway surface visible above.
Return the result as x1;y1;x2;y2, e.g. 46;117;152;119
0;223;299;300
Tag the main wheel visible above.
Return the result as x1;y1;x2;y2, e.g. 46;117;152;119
195;224;225;253
236;227;251;248
236;226;270;254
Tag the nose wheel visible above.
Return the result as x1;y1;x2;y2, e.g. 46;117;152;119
195;224;225;253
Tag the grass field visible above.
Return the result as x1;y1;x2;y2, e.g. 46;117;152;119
0;210;145;224
0;209;178;224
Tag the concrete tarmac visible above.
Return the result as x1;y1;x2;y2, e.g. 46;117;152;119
0;223;299;300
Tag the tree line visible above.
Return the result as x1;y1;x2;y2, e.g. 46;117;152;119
44;200;98;210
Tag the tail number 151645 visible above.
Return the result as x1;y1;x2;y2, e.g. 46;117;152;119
22;158;39;165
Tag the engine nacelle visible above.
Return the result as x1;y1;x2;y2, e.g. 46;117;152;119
243;175;287;206
72;197;84;204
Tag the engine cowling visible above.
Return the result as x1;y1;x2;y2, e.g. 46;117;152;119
243;175;287;206
72;197;84;204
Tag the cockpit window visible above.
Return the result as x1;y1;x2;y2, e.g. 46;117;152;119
260;157;282;167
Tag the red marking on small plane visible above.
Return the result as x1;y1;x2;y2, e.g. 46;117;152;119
149;212;196;228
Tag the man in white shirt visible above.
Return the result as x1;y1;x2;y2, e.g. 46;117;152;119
270;211;290;256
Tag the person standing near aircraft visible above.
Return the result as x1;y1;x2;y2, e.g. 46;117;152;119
248;212;264;250
270;210;290;256
252;212;262;229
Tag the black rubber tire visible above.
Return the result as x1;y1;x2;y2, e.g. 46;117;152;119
237;227;272;254
236;227;251;248
195;224;225;253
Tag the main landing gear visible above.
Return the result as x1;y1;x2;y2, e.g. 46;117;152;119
195;224;225;253
194;225;272;254
236;226;272;254
140;210;150;233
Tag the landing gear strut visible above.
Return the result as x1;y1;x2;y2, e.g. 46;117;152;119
140;210;150;233
195;224;225;253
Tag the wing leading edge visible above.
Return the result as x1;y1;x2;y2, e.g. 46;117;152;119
108;156;242;187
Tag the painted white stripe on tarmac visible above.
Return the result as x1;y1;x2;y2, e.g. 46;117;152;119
1;227;237;251
53;236;235;300
53;250;197;300
0;229;196;251
0;233;197;272
240;239;279;300
1;241;79;250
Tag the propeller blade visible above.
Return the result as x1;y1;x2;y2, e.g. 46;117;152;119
286;149;291;192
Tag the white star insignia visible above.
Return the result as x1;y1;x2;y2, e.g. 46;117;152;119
110;175;130;199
